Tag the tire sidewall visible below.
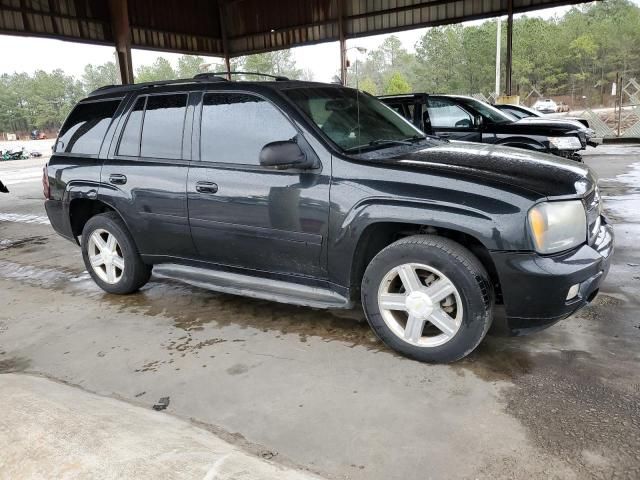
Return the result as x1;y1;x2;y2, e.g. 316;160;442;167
362;239;492;363
81;214;145;294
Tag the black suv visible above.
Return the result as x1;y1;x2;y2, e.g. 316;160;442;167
379;93;592;160
44;76;613;363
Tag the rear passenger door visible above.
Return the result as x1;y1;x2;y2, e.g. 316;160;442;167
425;97;482;142
187;91;329;278
101;92;196;259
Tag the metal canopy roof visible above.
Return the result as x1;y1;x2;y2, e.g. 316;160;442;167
0;0;592;58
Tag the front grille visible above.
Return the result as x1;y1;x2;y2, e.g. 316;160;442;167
584;186;601;244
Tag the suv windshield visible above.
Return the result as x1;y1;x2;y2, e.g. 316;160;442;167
283;86;427;152
457;97;514;124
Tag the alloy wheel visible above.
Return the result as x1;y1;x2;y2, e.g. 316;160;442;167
377;263;463;347
87;228;125;284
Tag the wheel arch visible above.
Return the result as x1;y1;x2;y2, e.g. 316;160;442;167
346;220;502;305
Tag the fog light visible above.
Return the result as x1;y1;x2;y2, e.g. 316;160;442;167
566;283;580;300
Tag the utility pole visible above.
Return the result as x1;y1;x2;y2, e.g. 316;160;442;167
495;18;501;97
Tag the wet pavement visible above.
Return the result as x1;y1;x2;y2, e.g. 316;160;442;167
0;145;639;479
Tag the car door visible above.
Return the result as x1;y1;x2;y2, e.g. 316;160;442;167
425;97;482;142
187;91;329;278
101;92;196;258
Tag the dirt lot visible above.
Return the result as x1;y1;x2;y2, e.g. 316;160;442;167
0;144;639;479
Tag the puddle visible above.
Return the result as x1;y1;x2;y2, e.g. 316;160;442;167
0;356;30;373
600;162;640;222
0;236;48;251
0;213;50;225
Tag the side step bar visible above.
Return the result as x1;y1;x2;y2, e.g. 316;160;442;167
153;264;352;309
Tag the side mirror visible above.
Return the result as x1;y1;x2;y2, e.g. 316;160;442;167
259;140;313;170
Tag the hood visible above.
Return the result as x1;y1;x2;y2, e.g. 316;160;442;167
387;142;594;197
492;119;581;136
514;117;587;131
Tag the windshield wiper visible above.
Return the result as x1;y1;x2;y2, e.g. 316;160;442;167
369;139;413;146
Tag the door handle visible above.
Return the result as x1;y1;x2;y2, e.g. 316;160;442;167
438;133;451;138
108;174;127;185
195;181;218;194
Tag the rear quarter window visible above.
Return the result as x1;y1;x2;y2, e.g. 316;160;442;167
56;100;120;155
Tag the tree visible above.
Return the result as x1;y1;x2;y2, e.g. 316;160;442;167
135;57;176;83
176;55;206;78
238;50;303;79
358;78;378;95
383;72;411;95
82;61;119;93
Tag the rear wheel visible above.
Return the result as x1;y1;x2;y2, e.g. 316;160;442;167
361;235;493;363
81;212;151;294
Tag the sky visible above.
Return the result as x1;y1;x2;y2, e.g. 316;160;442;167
0;1;632;83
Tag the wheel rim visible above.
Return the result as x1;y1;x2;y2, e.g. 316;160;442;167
87;228;125;285
377;263;463;348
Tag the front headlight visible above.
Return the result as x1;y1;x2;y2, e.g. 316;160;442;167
528;201;587;254
548;136;582;150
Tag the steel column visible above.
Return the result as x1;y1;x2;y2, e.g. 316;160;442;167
109;0;134;84
338;0;347;85
505;0;513;95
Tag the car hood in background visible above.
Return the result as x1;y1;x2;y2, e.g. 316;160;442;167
514;117;588;132
387;142;594;197
492;120;581;136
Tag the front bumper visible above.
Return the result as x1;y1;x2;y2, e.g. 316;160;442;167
491;218;614;334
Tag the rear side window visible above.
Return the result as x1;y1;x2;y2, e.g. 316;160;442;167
426;98;473;128
57;100;120;155
140;94;188;159
117;97;145;156
200;92;297;166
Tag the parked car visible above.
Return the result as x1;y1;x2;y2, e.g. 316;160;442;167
494;103;592;130
533;98;558;114
379;93;589;160
44;76;613;363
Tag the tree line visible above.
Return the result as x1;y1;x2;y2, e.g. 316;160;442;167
1;0;638;133
0;49;307;133
353;0;640;102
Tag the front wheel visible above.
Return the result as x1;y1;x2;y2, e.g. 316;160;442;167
361;235;493;363
81;212;151;294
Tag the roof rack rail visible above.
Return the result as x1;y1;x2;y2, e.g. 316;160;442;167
210;71;290;81
88;77;212;97
192;73;229;82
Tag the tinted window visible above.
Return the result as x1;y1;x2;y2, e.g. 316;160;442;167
57;100;120;155
426;98;474;128
140;94;187;159
200;93;297;165
284;87;422;152
117;97;145;156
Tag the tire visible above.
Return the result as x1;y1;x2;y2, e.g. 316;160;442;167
81;212;151;294
361;234;493;363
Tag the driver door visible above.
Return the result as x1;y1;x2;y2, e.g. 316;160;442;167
187;91;329;278
425;97;482;142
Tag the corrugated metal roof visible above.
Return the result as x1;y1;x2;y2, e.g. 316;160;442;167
0;0;594;57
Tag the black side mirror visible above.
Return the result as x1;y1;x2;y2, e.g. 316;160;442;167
259;140;313;170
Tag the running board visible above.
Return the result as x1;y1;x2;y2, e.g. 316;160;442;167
153;263;352;309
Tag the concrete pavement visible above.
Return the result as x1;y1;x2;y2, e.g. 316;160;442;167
0;373;323;480
0;144;639;479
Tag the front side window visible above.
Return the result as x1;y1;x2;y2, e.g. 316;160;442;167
200;92;298;166
426;98;474;128
57;100;120;155
283;87;424;152
140;94;188;159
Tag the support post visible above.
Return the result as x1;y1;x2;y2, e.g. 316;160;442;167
218;1;232;80
338;0;347;85
109;0;134;84
505;0;513;96
495;18;501;96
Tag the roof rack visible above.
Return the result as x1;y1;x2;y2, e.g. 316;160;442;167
87;71;289;97
210;71;290;81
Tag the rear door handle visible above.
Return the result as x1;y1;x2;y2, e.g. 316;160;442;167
108;174;127;185
195;181;218;194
